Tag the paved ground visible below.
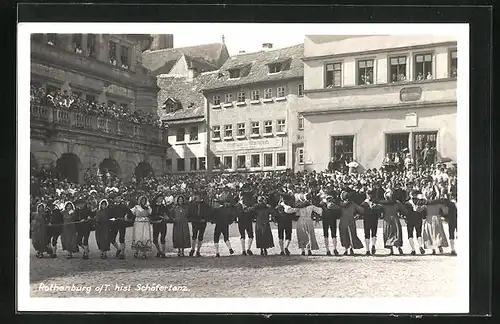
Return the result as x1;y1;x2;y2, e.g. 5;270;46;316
30;220;457;298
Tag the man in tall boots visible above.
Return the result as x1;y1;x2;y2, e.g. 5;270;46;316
188;193;211;257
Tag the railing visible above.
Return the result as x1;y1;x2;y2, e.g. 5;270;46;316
30;105;169;146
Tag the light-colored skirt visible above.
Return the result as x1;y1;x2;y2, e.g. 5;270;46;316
132;217;153;253
422;215;449;249
296;216;319;250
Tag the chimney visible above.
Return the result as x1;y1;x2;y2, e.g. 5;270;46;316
262;43;273;51
150;34;174;50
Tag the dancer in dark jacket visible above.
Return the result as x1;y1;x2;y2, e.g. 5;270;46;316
360;190;383;255
321;195;340;256
188;193;211;257
211;200;235;257
403;191;427;255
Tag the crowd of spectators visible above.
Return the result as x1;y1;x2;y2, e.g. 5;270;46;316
30;85;166;129
30;158;457;213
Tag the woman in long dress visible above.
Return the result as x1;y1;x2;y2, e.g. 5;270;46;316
131;195;153;259
95;199;110;259
379;190;407;255
172;195;191;256
61;201;79;259
31;203;50;258
281;194;322;256
421;190;449;254
338;191;364;255
252;196;275;256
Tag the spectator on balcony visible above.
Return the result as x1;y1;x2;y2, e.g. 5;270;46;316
417;73;424;81
426;72;433;80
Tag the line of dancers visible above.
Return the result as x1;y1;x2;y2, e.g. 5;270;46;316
30;187;457;259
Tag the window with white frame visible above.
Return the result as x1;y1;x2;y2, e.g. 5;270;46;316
297;84;304;96
213;125;221;139
214;157;221;170
268;63;282;73
224;156;233;169
87;34;97;58
264;121;273;134
213;95;221;106
251;90;260;101
237;123;245;136
176;128;185;142
264;153;273;167
108;41;117;65
229;69;240;79
264;88;272;99
237;155;246;169
224;93;232;103
120;45;130;69
224;124;233;138
389;56;407;82
298;115;304;130
251;122;260;135
277;86;286;97
414;53;433;80
237;92;245;102
358;59;374;85
199;157;206;170
277;119;286;133
189;126;198;142
298;148;304;164
277;153;286;166
450;50;457;78
190;158;197;171
251;154;260;168
177;158;185;172
325;62;342;88
331;136;354;161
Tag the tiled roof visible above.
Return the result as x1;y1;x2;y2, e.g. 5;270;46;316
202;43;304;91
156;71;218;122
142;43;228;75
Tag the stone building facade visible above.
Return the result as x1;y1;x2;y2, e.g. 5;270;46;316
298;35;457;171
30;34;170;183
203;44;305;173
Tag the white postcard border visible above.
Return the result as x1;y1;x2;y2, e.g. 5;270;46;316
17;22;470;313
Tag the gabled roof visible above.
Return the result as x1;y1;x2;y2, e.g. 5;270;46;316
157;71;218;122
142;43;228;75
202;43;304;91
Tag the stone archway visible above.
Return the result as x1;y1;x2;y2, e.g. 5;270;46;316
99;158;121;177
56;153;83;184
135;162;154;180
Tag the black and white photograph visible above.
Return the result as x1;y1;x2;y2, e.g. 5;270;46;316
17;22;469;313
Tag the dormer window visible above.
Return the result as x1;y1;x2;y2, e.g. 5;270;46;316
229;69;241;79
268;63;282;74
162;98;181;113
